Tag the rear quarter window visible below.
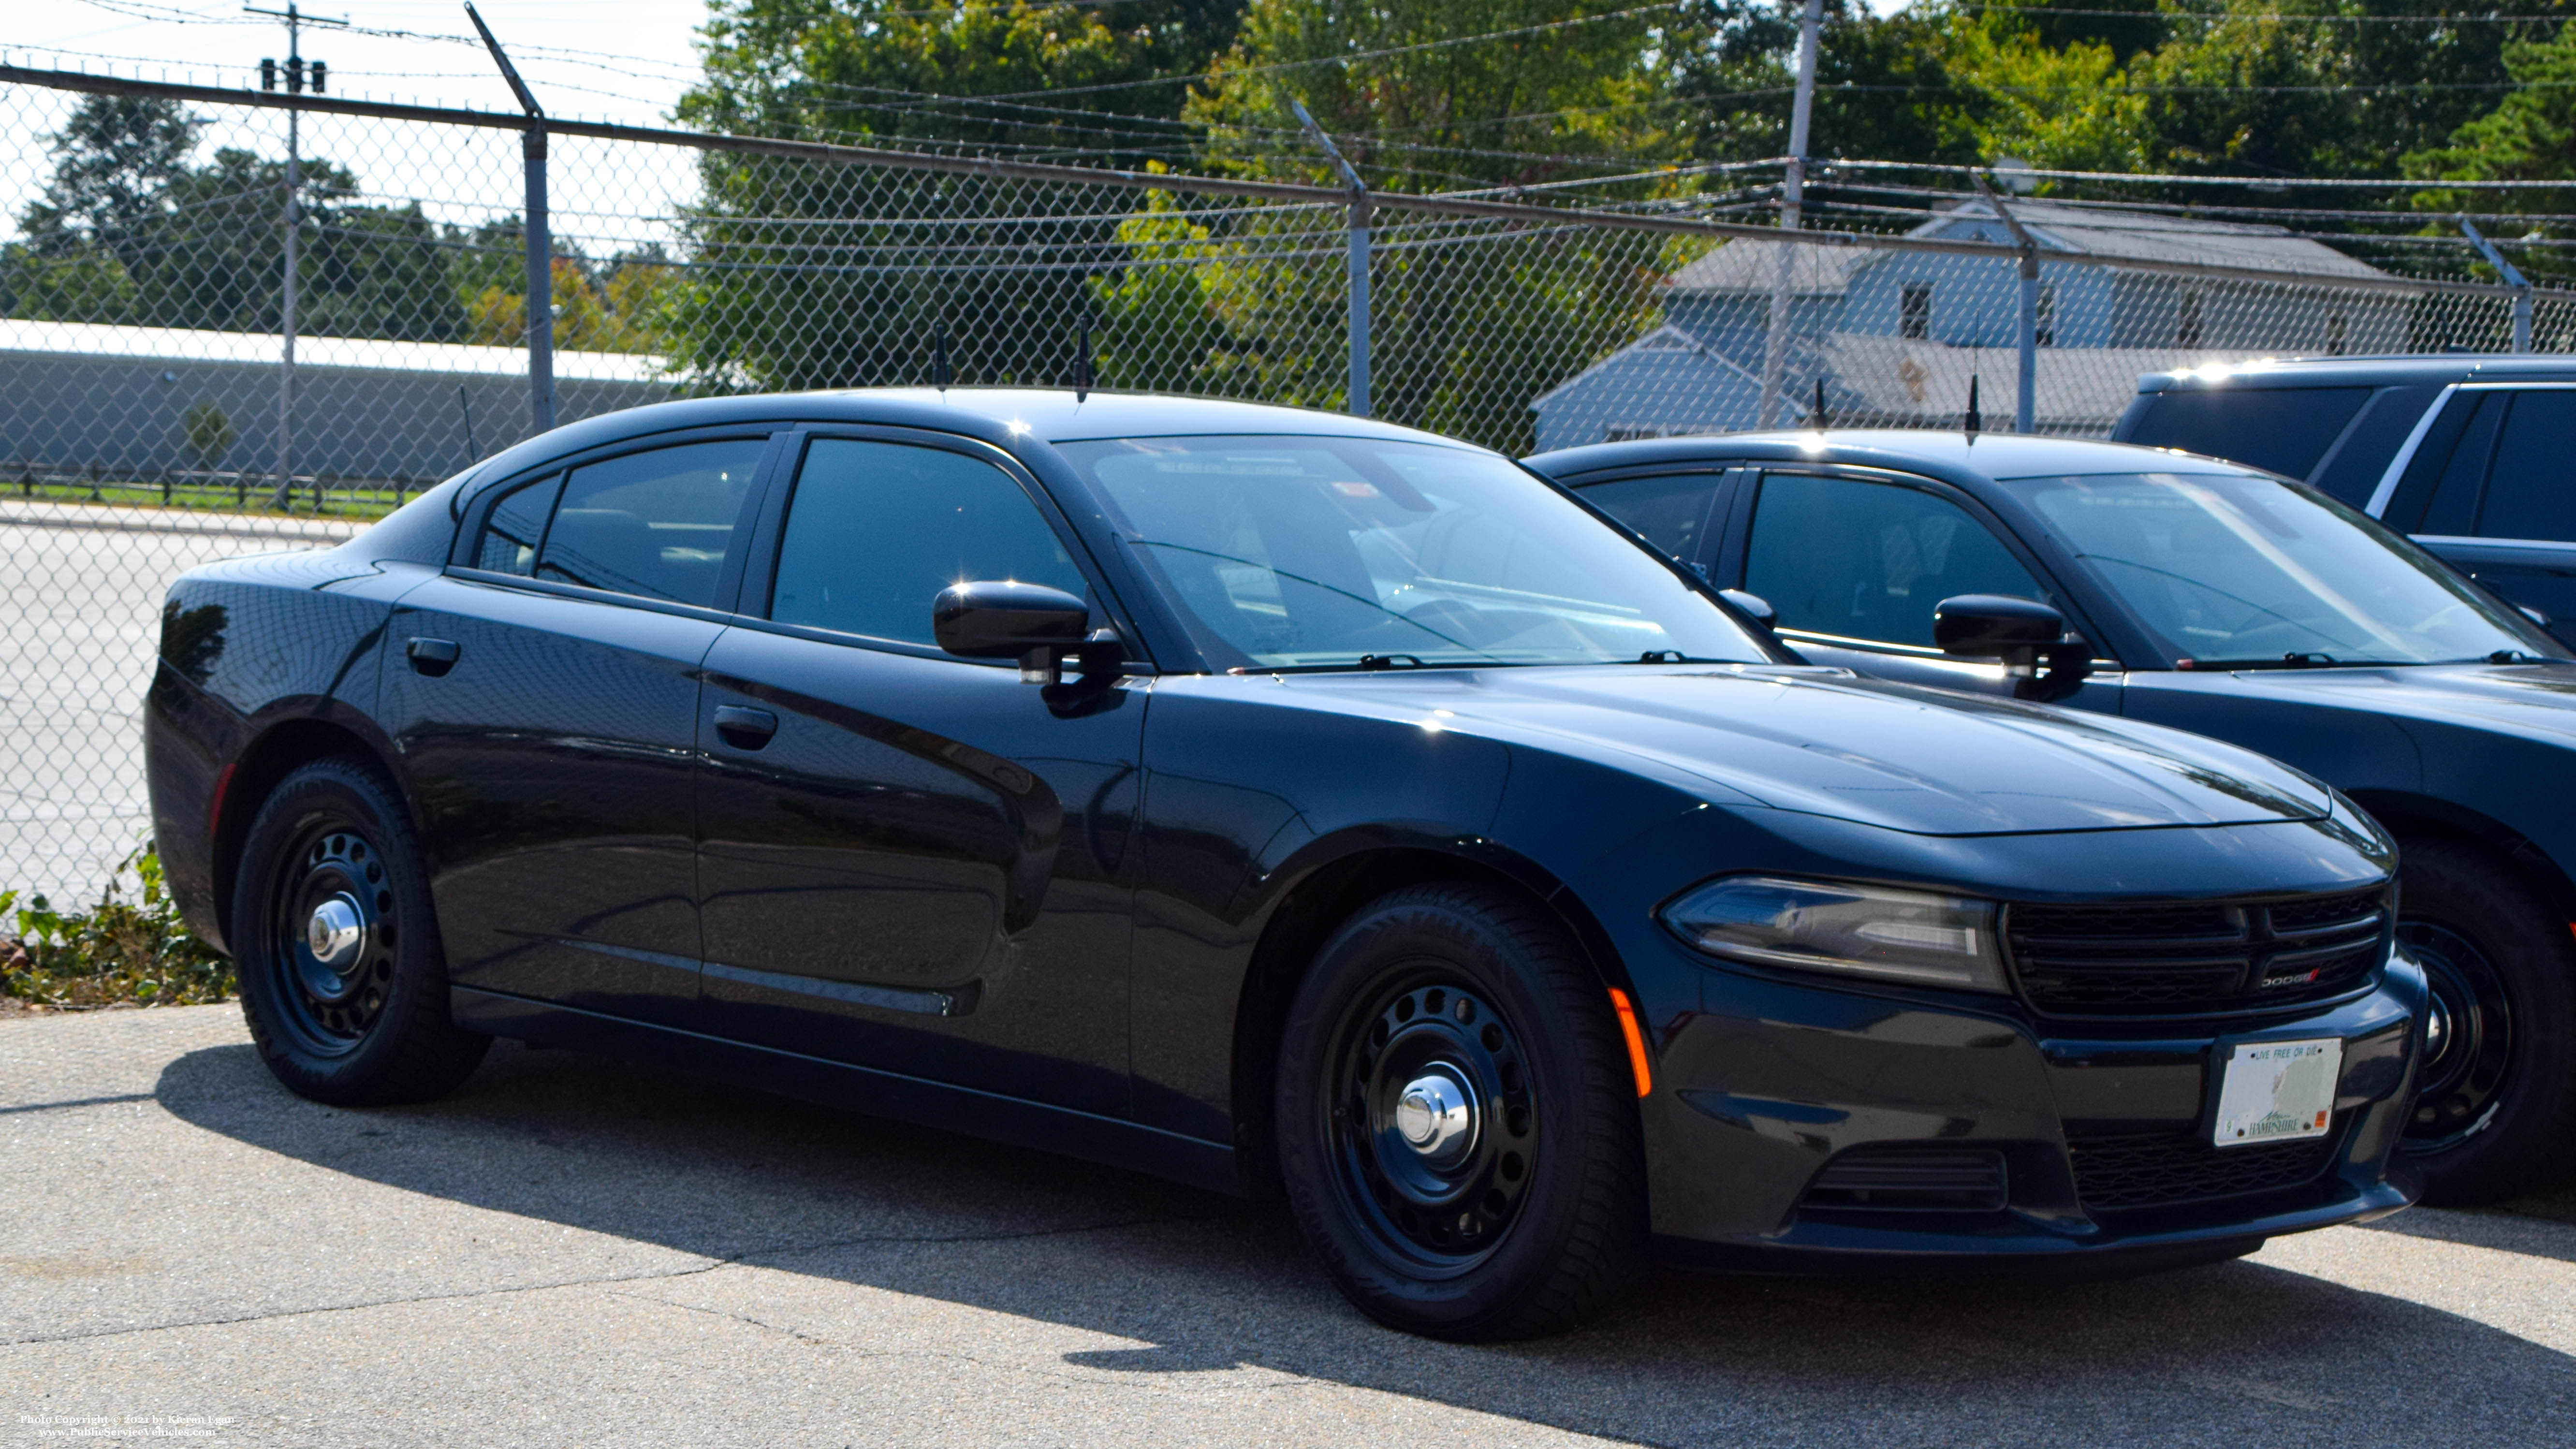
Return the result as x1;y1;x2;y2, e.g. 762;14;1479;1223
2123;386;2371;481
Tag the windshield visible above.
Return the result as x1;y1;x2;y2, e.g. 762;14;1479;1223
1058;434;1769;671
1996;471;2558;666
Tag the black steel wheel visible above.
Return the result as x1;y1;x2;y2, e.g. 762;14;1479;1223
1276;883;1645;1341
2392;837;2576;1204
232;758;488;1105
2401;920;2515;1153
1325;976;1537;1274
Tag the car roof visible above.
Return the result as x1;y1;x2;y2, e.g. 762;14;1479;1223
470;387;1472;481
2136;353;2576;393
1525;429;2272;487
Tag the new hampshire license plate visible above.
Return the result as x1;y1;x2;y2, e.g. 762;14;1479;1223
2212;1038;2342;1148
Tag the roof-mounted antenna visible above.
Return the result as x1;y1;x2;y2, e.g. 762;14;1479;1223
1074;325;1094;402
1811;376;1827;429
932;329;952;389
1964;375;1982;439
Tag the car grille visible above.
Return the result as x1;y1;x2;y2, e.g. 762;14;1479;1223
2068;1127;2341;1212
1800;1147;2010;1213
2003;886;2389;1018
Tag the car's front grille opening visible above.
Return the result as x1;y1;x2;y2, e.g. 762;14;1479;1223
1800;1147;2009;1213
2067;1127;2340;1212
2005;886;2388;1018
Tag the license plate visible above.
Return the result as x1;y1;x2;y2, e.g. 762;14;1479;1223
2212;1038;2342;1148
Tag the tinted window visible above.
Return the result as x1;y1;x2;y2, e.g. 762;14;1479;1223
1743;473;2044;649
2418;394;2501;537
2124;386;2371;480
1577;473;1723;565
2383;391;2484;532
536;440;766;607
2311;384;2438;507
1059;435;1767;670
770;439;1087;647
2002;470;2550;666
474;472;561;576
2474;391;2576;542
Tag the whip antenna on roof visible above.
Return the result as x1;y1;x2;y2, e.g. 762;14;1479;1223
1964;376;1982;439
932;330;952;389
1074;326;1094;402
1812;376;1827;429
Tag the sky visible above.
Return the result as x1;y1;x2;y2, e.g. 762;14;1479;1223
5;1;724;250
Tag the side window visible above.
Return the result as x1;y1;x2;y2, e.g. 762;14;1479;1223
535;439;767;607
2383;391;2488;532
769;438;1088;648
1576;472;1723;566
1743;473;2044;649
2122;386;2371;482
2474;391;2576;542
2417;394;2502;537
473;472;562;576
2311;384;2438;507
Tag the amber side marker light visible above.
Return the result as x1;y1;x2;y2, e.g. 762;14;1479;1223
1607;988;1653;1098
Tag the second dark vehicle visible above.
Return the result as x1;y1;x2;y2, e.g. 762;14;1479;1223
148;392;2420;1340
1529;428;2575;1203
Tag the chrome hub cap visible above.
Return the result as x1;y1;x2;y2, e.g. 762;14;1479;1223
1394;1070;1477;1163
306;895;365;973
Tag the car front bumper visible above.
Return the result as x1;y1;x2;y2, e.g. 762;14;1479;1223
1638;946;2425;1270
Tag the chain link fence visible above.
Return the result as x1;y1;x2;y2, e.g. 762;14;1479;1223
4;63;2572;904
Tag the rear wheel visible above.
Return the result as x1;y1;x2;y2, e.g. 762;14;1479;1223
2395;837;2576;1203
231;758;487;1105
1275;883;1646;1341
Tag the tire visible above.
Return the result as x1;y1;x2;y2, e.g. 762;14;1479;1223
1274;883;1647;1341
2394;836;2576;1204
230;757;488;1105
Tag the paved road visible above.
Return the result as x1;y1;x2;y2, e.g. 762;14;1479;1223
3;1006;2570;1448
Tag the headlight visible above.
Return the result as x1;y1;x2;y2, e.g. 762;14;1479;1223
1659;876;2008;994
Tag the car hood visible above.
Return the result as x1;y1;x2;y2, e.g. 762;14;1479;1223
2204;661;2576;746
1282;665;2332;837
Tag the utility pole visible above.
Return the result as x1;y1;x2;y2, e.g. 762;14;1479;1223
1293;99;1371;419
468;2;555;435
1757;0;1824;430
248;2;344;511
1973;171;2041;434
2460;218;2534;354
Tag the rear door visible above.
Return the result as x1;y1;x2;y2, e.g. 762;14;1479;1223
381;430;780;1025
1723;468;2120;706
2374;384;2576;646
692;429;1146;1116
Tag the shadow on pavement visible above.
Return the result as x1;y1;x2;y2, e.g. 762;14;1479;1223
155;1038;2576;1446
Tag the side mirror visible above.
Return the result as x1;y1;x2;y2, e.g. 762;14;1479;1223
1932;594;2092;704
933;581;1089;682
1717;589;1777;630
1934;594;2064;656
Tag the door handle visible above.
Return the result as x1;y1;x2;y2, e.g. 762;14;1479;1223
405;637;460;677
713;704;779;749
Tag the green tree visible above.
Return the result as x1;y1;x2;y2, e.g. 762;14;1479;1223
18;95;201;262
672;0;1246;392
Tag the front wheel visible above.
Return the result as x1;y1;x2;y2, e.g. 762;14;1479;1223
231;758;488;1105
1275;883;1646;1341
2395;837;2576;1203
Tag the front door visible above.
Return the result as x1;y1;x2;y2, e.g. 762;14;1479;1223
695;432;1145;1116
1731;468;2121;709
382;434;774;1025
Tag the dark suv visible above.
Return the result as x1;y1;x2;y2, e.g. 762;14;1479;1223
2115;355;2576;644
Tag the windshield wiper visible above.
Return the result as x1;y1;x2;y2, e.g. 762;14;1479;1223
2176;652;2377;671
2485;649;2557;665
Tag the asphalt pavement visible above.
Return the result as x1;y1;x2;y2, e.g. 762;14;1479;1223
3;1004;2570;1447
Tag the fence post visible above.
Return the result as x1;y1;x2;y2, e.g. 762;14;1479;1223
470;3;555;434
1293;101;1372;418
272;97;300;510
2460;217;2533;354
1975;174;2041;434
1758;0;1824;431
